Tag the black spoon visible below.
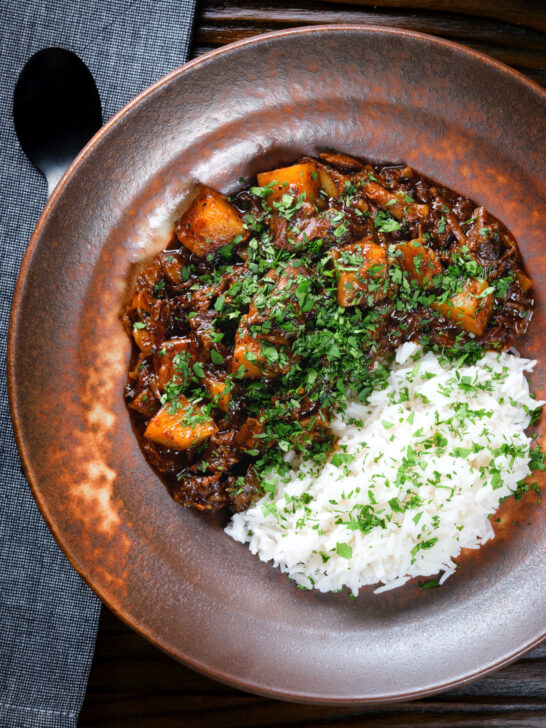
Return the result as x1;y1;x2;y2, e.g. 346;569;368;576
13;47;102;196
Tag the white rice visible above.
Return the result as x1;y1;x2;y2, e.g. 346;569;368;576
225;343;543;595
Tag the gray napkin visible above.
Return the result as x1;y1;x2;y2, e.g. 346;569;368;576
0;2;196;725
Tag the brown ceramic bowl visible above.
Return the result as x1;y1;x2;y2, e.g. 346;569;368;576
8;26;546;703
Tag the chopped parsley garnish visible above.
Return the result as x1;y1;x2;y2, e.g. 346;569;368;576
374;210;400;233
336;542;353;560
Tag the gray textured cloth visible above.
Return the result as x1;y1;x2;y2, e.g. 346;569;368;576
0;2;196;725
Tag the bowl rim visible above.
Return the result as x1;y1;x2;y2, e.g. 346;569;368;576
7;24;546;704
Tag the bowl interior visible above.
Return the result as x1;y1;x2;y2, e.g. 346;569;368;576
9;27;546;703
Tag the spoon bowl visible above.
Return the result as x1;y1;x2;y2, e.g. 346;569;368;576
13;47;102;194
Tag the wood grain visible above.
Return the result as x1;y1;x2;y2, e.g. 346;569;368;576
320;0;546;33
80;2;546;725
191;0;546;87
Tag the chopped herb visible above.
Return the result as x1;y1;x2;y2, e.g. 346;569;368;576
192;362;205;378
336;542;353;560
374;210;400;233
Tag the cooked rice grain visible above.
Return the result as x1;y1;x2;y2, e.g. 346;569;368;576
226;343;543;595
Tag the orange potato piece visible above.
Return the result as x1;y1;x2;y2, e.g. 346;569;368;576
398;239;442;288
334;239;388;307
132;326;155;355
232;317;292;379
257;162;321;206
145;396;218;450
175;187;248;258
235;265;307;377
205;376;231;411
232;323;268;379
154;338;193;391
432;278;494;335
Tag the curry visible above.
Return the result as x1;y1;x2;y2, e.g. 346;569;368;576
123;152;533;512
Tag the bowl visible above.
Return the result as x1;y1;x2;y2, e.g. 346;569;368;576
8;26;546;703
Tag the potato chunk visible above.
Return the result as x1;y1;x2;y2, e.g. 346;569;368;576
144;396;218;450
232;328;266;378
132;325;155;356
257;162;321;207
232;316;293;379
432;278;493;335
153;338;194;392
175;187;248;258
333;239;388;307
398;239;442;288
232;263;308;378
205;376;231;411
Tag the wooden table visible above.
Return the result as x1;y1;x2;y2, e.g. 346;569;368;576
79;2;546;725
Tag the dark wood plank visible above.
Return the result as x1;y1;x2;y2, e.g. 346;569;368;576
198;0;546;49
190;0;546;87
80;2;546;725
320;0;546;33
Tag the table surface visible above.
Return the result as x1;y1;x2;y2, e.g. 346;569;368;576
79;1;546;725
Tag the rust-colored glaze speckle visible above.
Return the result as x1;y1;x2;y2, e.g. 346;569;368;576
7;27;546;703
